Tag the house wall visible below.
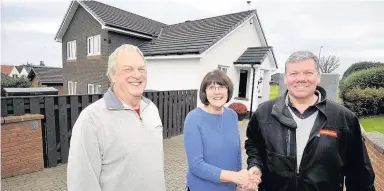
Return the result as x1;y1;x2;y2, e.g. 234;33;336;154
19;68;29;77
31;77;40;87
60;6;105;94
145;58;202;91
108;31;148;55
9;67;19;77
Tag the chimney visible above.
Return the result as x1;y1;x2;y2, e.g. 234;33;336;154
40;61;45;66
247;1;253;24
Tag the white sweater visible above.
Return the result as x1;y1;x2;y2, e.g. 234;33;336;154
67;89;166;191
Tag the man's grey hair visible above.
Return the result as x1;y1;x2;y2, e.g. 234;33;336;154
106;44;145;81
285;51;320;73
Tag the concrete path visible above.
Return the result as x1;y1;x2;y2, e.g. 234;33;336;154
1;121;249;191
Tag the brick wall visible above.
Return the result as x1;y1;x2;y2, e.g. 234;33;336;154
31;76;40;87
1;114;45;178
364;132;384;191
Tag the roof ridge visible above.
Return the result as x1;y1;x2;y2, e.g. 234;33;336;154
196;10;256;53
78;0;105;25
83;0;167;26
168;9;256;27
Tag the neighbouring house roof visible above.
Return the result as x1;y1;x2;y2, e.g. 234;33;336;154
15;66;24;73
139;10;256;56
234;46;272;65
0;65;14;76
28;66;63;84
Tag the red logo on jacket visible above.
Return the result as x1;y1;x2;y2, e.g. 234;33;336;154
319;129;338;137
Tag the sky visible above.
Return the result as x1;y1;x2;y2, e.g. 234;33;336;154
1;0;384;75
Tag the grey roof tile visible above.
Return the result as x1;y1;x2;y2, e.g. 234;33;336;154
139;10;256;56
81;0;166;36
31;66;63;84
234;46;272;64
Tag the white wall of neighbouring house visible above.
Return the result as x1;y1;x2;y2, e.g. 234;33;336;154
9;67;20;77
145;58;202;91
19;68;29;77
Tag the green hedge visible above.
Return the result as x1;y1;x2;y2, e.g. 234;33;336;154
343;87;384;116
342;61;383;80
340;66;384;100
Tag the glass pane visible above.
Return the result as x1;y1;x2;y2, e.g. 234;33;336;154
95;35;100;54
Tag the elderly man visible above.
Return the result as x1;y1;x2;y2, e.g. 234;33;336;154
244;51;375;191
67;44;165;191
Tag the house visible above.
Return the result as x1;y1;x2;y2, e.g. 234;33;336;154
55;0;278;111
0;65;15;77
15;66;30;77
27;66;64;95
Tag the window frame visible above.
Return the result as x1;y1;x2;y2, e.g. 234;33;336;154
87;35;101;56
67;40;77;60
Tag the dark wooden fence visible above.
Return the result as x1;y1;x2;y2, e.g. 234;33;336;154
1;90;197;168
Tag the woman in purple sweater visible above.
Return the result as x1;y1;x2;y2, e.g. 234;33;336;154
184;70;255;191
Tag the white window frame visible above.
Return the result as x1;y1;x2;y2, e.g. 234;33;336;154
67;40;76;60
87;34;101;56
68;81;77;95
96;85;102;94
88;84;94;94
218;65;229;73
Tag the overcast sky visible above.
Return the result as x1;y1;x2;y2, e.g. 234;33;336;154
1;0;383;75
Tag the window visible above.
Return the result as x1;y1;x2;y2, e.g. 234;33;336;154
96;85;102;94
88;84;102;94
68;81;77;95
12;74;18;78
67;40;76;60
238;70;248;98
88;84;95;94
218;65;229;73
87;35;101;56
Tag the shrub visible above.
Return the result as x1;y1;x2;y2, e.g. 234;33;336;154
340;66;384;101
343;87;384;116
229;103;248;120
1;74;32;96
342;61;383;80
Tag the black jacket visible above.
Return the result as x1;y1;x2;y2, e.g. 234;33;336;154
245;86;375;191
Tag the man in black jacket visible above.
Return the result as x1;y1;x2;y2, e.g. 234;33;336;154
244;51;375;191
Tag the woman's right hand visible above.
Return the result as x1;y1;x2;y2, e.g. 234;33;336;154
234;169;250;188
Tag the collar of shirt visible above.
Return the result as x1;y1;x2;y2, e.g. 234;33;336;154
286;90;321;119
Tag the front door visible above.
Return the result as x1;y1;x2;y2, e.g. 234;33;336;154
238;70;248;98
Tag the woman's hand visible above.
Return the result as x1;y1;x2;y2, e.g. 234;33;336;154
234;169;250;188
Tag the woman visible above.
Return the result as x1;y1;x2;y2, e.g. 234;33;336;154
184;69;250;191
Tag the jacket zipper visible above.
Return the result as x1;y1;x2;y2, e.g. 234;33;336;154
132;103;150;128
293;129;300;191
287;129;291;155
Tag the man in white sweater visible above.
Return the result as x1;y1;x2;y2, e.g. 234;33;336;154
67;44;166;191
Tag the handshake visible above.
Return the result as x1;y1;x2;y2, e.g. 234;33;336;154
234;167;262;191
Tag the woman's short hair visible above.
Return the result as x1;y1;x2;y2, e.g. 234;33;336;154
199;69;234;105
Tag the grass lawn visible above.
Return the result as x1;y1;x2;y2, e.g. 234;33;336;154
270;85;279;99
360;116;384;134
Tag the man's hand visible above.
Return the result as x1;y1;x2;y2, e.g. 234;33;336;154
242;167;262;190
